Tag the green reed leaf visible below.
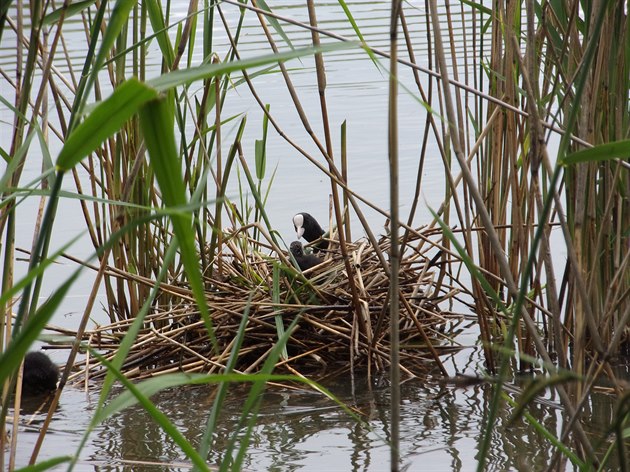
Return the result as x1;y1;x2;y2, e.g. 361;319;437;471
255;104;270;180
503;393;585;469
458;0;492;15
563;140;630;165
15;455;74;471
200;300;253;459
0;128;35;191
42;0;97;25
272;262;288;360
138;95;217;351
256;0;294;50
90;353;210;471
149;42;357;91
0;269;80;387
56;79;158;171
146;0;175;68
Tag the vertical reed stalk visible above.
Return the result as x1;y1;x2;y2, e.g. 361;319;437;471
214;73;223;276
388;0;402;469
341;120;351;243
305;0;368;342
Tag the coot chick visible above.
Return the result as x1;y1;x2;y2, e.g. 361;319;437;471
22;351;59;397
289;241;322;272
293;212;328;252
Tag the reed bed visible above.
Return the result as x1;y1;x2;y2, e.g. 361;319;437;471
62;225;465;383
1;0;629;469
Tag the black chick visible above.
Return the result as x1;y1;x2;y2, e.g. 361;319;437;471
22;351;59;397
292;212;328;252
290;241;322;272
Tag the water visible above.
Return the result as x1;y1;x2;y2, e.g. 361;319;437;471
1;0;627;470
11;345;626;470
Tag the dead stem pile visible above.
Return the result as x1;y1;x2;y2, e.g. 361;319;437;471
70;228;464;383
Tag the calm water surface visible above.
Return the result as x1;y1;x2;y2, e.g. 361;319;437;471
11;342;627;471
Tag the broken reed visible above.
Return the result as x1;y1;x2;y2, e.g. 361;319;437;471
65;227;464;382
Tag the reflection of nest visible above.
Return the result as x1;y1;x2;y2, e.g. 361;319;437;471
68;226;466;384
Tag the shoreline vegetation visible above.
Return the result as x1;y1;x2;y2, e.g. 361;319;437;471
1;0;628;470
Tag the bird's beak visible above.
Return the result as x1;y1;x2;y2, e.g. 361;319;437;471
296;226;305;239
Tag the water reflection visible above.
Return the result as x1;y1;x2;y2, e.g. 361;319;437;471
5;355;625;470
88;362;622;471
6;388;91;470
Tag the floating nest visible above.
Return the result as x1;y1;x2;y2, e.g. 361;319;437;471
66;224;468;384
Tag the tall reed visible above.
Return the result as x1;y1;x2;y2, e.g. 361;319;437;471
1;0;628;469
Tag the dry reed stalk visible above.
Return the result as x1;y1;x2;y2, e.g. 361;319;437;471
388;2;403;465
306;0;367;346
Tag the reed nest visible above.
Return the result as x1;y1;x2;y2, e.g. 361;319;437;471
67;226;466;384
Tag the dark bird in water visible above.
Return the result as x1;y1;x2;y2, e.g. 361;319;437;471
293;212;328;252
22;351;59;397
290;241;322;272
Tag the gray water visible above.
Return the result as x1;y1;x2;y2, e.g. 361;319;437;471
11;345;627;471
1;0;626;470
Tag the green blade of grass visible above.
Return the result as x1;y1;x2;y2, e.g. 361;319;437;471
70;238;183;471
562;139;630;165
254;104;270;180
458;0;492;15
149;42;357;91
336;0;380;66
223;315;302;471
138;95;218;351
272;262;288;360
96;372;357;426
255;0;294;50
91;0;135;72
0;235;83;319
207;116;245;277
0;128;35;190
503;393;585;469
59;44;354;172
57;78;158;171
90;352;210;471
508;371;579;425
14;455;74;472
80;0;136;108
35;125;55;189
42;0;97;25
58;43;356;176
199;298;254;459
146;0;175;68
0;268;81;385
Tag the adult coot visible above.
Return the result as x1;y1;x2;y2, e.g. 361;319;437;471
22;351;59;397
289;241;322;272
292;212;328;252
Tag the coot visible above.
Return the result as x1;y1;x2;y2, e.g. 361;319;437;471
22;351;59;397
292;212;328;252
289;241;322;272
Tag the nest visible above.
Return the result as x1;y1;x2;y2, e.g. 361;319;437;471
67;225;467;384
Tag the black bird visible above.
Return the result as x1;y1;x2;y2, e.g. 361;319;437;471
22;351;59;397
293;212;328;252
290;241;322;272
